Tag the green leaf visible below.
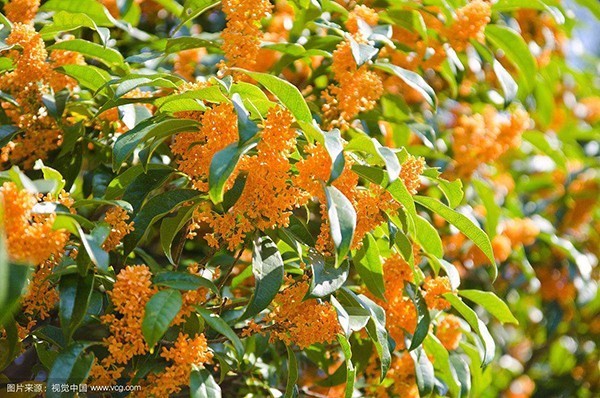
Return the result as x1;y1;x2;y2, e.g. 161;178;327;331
458;290;518;324
232;93;260;144
142;289;183;349
472;179;501;237
57;64;111;93
34;160;65;196
325;186;357;266
40;0;113;26
124;189;201;254
485;25;537;94
407;283;430;351
113;118;199;171
324;129;345;183
337;334;356;398
154;271;219;296
122;167;175;212
354;234;385;300
40;12;101;39
493;59;518;105
373;61;437;108
240;235;284;319
105;164;174;200
410;346;435;397
414;215;443;259
423;336;461;397
444;294;496;366
190;368;222;398
284;345;299;398
48;39;125;69
307;251;349;298
387;179;417;235
231;69;312;123
0;317;20;371
46;342;94;398
160;205;200;264
178;0;221;31
208;141;257;204
59;273;95;341
0;233;31;327
197;307;244;360
414;196;495;279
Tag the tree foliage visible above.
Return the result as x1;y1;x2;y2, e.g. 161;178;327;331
0;0;598;396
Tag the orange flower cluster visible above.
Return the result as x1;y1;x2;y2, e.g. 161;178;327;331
368;352;418;398
269;279;340;349
91;265;157;384
373;254;416;349
436;315;462;350
446;0;492;51
423;276;452;310
221;0;273;70
0;24;84;168
295;144;425;252
0;182;69;265
322;38;384;127
171;102;238;192
452;106;530;177
579;97;600;124
18;258;60;338
345;5;379;35
401;155;425;194
4;0;40;24
198;107;301;250
102;206;134;252
140;332;213;397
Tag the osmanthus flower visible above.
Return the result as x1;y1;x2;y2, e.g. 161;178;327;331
90;265;157;384
268;277;340;349
451;105;531;177
537;266;576;305
0;24;85;168
4;0;40;25
422;276;452;311
102;206;134;252
446;0;492;52
435;314;463;350
221;0;273;70
138;332;213;397
0;182;70;265
198;107;301;250
365;352;419;398
322;38;384;128
372;253;417;350
171;102;238;192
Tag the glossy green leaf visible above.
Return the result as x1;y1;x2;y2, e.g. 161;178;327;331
208;141;257;204
59;273;95;341
190;368;222;398
46;342;95;398
458;290;519;324
325;186;357;266
197;307;244;360
231;69;312;123
284;345;299;398
124;189;201;254
444;294;496;366
240;235;284;319
354;234;385;300
307;251;349;298
373;61;437;108
414;196;495;279
142;289;183;349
